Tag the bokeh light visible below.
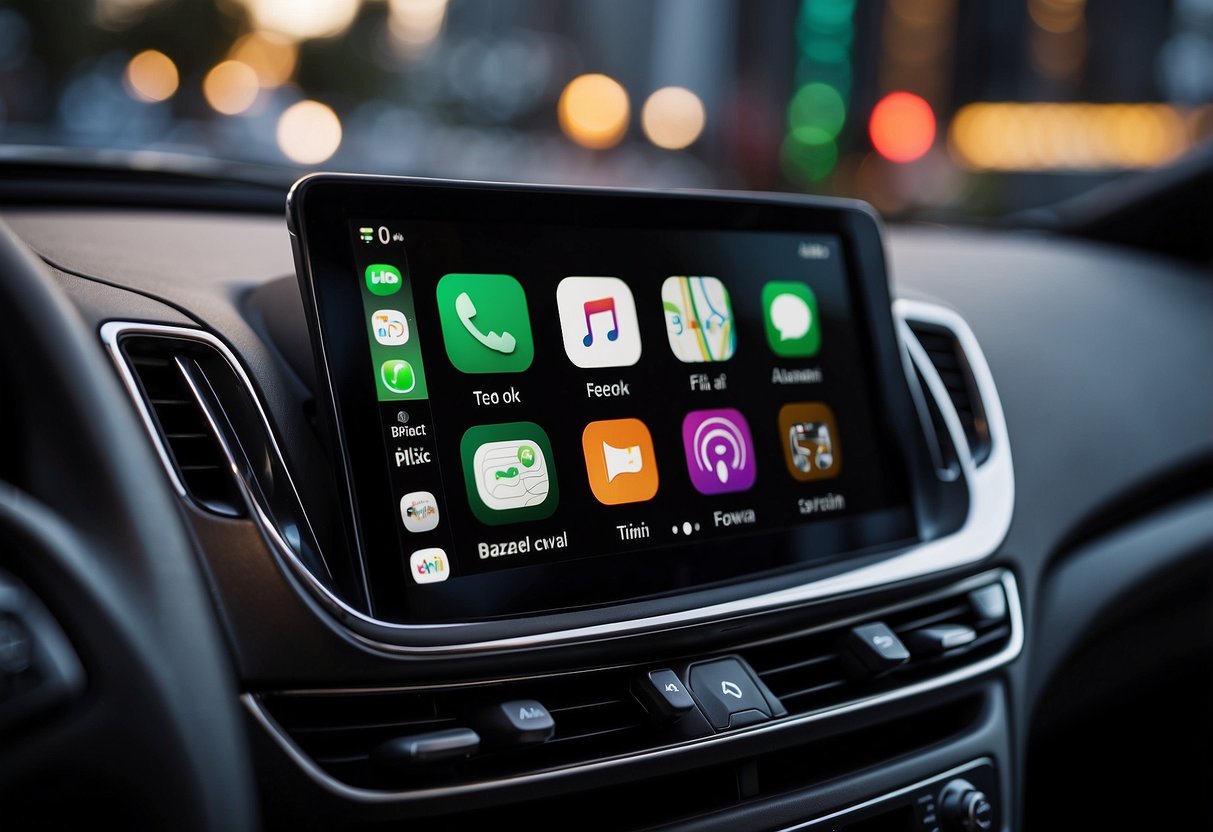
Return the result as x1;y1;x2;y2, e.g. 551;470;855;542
96;0;163;30
869;91;936;162
232;0;361;42
203;60;260;115
228;31;297;88
781;132;839;183
788;82;847;143
1028;0;1086;34
389;0;449;54
641;87;706;150
277;100;343;164
783;0;855;185
557;73;630;150
949;102;1191;170
123;49;178;102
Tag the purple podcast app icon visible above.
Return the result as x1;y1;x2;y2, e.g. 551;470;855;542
681;408;757;495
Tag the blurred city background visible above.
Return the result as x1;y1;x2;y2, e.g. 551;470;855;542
0;0;1211;218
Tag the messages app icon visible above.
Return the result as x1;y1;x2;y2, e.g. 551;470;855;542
436;273;534;374
762;281;820;357
460;422;558;525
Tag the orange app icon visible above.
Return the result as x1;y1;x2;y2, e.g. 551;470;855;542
582;418;660;505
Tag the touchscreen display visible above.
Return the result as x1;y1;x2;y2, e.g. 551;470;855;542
340;217;915;611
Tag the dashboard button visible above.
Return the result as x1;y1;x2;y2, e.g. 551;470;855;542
638;669;698;720
372;728;480;766
906;624;977;656
478;699;555;746
940;778;994;832
968;584;1007;624
843;622;910;676
687;658;771;730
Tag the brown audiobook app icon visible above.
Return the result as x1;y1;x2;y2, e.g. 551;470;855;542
778;403;842;481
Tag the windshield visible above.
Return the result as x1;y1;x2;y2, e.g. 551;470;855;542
1;0;1211;217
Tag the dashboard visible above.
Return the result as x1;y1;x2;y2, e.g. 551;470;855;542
0;173;1209;832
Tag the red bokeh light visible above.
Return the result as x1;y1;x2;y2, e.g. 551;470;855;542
869;92;936;163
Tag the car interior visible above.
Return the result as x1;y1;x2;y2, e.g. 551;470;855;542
0;2;1210;831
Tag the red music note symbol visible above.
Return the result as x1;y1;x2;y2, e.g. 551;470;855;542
582;297;619;347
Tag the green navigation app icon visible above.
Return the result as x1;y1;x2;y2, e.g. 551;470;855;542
762;281;821;358
460;421;558;525
436;273;534;373
365;263;403;296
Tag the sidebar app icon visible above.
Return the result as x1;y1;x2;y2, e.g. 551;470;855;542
681;408;757;494
400;490;440;532
365;264;403;296
409;548;449;584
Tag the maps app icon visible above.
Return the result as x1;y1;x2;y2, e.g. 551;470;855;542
460;422;559;525
661;276;736;363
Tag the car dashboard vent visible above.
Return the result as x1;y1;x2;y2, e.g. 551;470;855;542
107;323;339;597
117;335;245;517
251;574;1018;796
747;582;1013;715
258;675;648;790
905;320;992;466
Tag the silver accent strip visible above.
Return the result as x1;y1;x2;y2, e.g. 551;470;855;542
242;570;1021;803
777;758;993;831
99;297;1012;654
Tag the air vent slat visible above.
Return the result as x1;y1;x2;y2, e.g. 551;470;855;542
118;336;246;517
549;724;639;744
891;603;970;634
775;679;849;702
907;321;992;465
286;717;455;736
756;653;836;678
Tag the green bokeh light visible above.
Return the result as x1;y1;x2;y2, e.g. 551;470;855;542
781;132;839;183
798;0;856;37
804;37;850;65
788;82;847;140
787;0;854;185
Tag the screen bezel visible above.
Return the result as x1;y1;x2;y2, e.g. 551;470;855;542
288;174;932;631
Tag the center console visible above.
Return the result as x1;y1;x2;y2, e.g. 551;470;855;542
102;176;1017;829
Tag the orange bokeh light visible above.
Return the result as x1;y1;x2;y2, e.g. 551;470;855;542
869;92;936;163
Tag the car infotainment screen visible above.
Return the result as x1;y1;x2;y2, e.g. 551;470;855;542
290;177;921;624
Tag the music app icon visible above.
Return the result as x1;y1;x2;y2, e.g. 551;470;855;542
556;277;642;368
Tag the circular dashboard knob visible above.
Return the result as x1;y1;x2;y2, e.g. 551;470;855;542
940;778;994;832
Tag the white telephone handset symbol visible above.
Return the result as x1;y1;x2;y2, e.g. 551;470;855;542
455;292;516;354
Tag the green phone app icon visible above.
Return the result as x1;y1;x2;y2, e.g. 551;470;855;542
762;281;821;358
460;422;558;525
379;359;416;396
436;274;534;373
366;264;403;296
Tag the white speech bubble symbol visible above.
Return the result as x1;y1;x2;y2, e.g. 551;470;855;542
770;293;811;341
